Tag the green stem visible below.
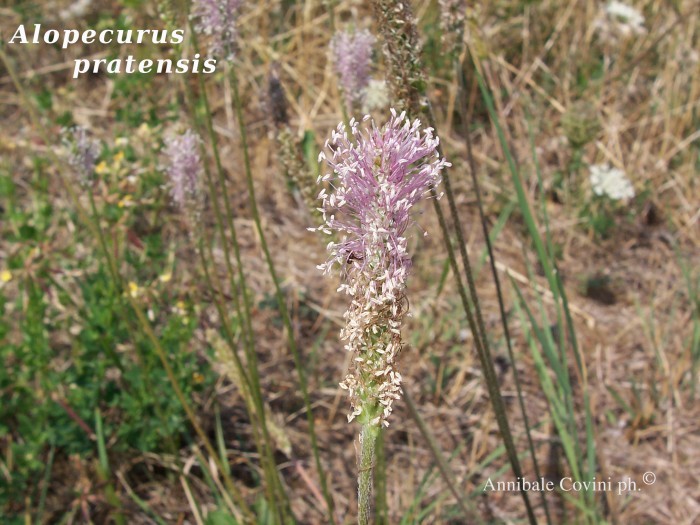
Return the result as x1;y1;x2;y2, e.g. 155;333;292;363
87;191;120;288
374;428;387;525
457;61;551;525
182;31;289;521
358;423;379;525
229;66;336;523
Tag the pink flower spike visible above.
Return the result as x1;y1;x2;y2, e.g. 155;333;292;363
316;110;449;426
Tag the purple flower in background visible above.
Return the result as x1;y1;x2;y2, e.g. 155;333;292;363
192;0;242;61
314;109;448;426
331;29;376;110
63;126;100;187
164;129;202;211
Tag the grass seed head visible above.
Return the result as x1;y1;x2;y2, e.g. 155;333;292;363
164;129;204;218
62;127;101;188
315;109;448;425
331;29;377;112
192;0;243;61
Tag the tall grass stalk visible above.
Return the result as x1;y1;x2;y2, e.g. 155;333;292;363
528;110;599;520
226;62;336;523
456;59;551;525
374;428;388;524
180;27;292;521
196;231;286;515
186;92;289;522
368;1;536;520
358;423;379;525
420;109;535;521
425;141;537;523
469;51;600;519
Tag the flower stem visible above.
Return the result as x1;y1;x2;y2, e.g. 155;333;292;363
358;423;379;525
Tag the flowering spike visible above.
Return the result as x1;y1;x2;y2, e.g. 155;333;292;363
164;129;203;213
192;0;242;61
316;110;448;426
63;126;101;187
330;29;376;111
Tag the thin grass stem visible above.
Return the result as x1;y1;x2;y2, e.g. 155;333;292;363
456;59;551;525
227;65;336;523
179;29;291;520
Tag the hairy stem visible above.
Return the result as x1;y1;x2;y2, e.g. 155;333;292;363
358;423;379;525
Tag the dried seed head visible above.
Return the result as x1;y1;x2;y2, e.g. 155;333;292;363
268;64;289;128
371;0;427;115
561;101;601;148
276;127;318;216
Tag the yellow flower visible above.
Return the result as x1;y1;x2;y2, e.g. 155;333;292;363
113;151;125;165
173;300;189;323
136;123;151;138
0;270;12;283
95;161;108;175
117;195;133;208
128;281;140;298
159;272;172;283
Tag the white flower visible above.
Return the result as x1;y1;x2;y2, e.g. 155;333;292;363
589;164;635;201
595;2;646;41
606;1;645;27
361;79;390;113
59;0;93;21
